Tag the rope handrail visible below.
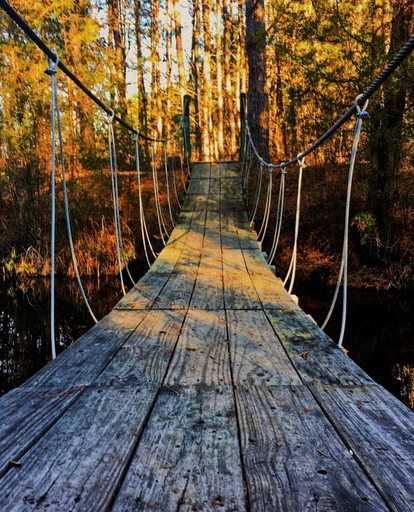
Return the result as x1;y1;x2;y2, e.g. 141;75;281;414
0;0;169;144
242;35;414;169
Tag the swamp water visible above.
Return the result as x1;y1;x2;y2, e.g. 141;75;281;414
1;278;413;410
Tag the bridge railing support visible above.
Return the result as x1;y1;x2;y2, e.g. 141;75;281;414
183;95;191;168
240;93;247;163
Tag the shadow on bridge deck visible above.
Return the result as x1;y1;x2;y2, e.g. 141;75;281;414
0;163;413;511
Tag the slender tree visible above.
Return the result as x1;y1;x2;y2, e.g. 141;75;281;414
245;0;269;160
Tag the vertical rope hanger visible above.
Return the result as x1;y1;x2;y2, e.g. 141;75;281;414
46;56;58;360
108;113;137;293
284;156;306;295
267;165;287;264
163;141;175;227
321;96;369;347
257;167;273;244
134;133;156;267
249;162;264;226
151;142;169;245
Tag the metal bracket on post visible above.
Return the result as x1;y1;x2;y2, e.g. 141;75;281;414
240;93;247;163
183;95;191;169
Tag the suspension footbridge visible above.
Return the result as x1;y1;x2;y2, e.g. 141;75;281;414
1;0;414;509
0;162;414;510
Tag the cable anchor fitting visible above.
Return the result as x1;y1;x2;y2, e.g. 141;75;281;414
355;95;370;120
45;51;59;76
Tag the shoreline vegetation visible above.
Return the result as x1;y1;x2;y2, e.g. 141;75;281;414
2;161;414;292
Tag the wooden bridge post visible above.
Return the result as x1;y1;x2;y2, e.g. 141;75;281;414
240;93;247;163
183;95;191;168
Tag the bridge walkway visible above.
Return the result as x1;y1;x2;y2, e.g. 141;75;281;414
0;162;413;511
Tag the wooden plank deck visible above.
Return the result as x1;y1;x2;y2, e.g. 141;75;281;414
1;162;414;511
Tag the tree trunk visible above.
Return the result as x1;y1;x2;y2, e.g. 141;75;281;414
245;0;269;160
134;0;149;158
223;0;237;158
108;0;127;118
190;0;202;160
201;0;213;160
150;0;163;141
216;0;224;159
366;1;413;261
171;0;186;100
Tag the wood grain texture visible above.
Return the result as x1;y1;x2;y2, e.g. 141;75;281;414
265;309;374;386
0;387;82;478
112;385;247;512
153;207;206;309
191;209;224;310
115;211;193;309
236;385;388;512
0;384;158;511
166;310;231;386
21;310;147;389
222;247;261;309
311;384;414;512
227;310;301;386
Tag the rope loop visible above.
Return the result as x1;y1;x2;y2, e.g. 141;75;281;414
280;163;287;175
45;51;59;76
297;154;307;169
107;109;115;123
355;94;370;119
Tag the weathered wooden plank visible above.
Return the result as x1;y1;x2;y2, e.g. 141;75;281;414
112;385;247;512
166;310;231;386
115;211;193;309
232;209;260;250
227;310;301;385
311;384;414;512
153;208;206;309
191;162;211;179
0;384;158;511
265;309;375;386
186;177;210;195
222;247;261;309
191;209;224;310
0;387;83;478
0;309;186;509
93;309;186;386
236;385;388;512
241;249;298;310
21;310;147;389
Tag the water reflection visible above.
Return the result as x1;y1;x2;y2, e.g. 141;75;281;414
0;278;121;395
298;285;414;410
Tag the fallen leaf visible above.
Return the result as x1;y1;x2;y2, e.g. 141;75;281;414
357;400;363;409
8;460;21;467
297;351;309;359
304;408;313;413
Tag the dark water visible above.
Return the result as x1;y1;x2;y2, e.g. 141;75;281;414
0;277;122;395
297;284;414;410
1;278;413;410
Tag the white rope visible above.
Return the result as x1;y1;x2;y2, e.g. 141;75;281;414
45;55;58;360
163;141;175;227
257;168;273;243
267;167;287;264
108;114;137;293
321;96;369;347
134;134;156;267
243;142;253;193
249;163;263;226
284;157;306;295
50;59;98;324
171;154;182;210
151;143;169;245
